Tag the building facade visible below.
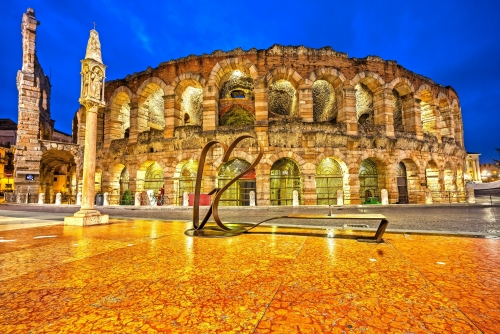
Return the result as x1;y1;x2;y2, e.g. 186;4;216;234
73;45;466;206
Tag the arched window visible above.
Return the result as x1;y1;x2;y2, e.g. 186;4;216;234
144;162;163;191
316;158;343;205
359;159;378;203
217;158;255;206
270;158;302;206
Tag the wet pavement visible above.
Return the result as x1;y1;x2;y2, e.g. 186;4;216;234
0;204;499;333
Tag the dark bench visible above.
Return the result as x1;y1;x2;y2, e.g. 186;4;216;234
266;213;389;243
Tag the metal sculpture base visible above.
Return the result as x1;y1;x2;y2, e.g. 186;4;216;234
185;223;252;238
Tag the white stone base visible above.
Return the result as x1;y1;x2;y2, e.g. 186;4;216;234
64;210;109;226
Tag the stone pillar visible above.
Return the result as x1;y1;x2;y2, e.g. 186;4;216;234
202;85;217;132
103;192;109;206
163;94;177;138
380;189;389;205
65;29;108;226
127;98;139;144
337;86;357;136
401;95;423;139
77;192;82;205
336;189;344;206
292;190;299;206
55;193;62;205
38;193;44;204
302;173;316;205
466;188;475;204
249;190;256;206
256;171;269;206
373;88;394;137
183;191;189;206
254;82;269;147
298;86;313;122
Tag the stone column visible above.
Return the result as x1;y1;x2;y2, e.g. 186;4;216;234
337;86;357;136
254;81;269;147
298;86;313;122
65;28;108;226
373;88;394;137
163;94;177;138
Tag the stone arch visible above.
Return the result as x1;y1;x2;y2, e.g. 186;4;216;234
108;163;126;205
217;158;256;206
388;77;415;133
425;160;441;202
417;84;438;138
206;58;258;129
265;68;303;118
39;148;76;204
213;150;256;170
172;74;205;127
265;151;307;170
309;68;346;88
397;158;420;204
136;77;169;133
173;159;199;206
270;157;303;206
106;86;133;142
135;160;165;192
351;72;385;128
315;157;347;205
438;92;453;138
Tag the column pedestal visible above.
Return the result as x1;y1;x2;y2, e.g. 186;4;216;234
64;209;109;226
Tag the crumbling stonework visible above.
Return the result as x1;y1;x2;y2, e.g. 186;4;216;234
75;44;466;205
14;8;77;202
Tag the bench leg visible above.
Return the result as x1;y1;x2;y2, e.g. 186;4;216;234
357;219;388;243
373;219;389;242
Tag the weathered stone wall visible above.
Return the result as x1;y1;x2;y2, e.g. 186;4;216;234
80;44;466;205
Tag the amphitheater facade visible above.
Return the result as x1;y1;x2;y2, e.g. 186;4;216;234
14;10;466;206
73;43;465;206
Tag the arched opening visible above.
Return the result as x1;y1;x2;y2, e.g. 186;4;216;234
359;159;378;203
396;162;408;204
174;160;199;206
218;70;254;125
425;161;440;202
420;90;437;137
270;158;302;206
316;158;343;205
355;83;374;127
217;158;256;206
120;167;130;203
144;162;164;192
453;104;463;146
109;91;131;140
138;83;165;132
268;80;297;117
312;80;336;122
180;86;203;126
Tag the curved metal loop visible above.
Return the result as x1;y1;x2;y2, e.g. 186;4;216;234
192;135;263;231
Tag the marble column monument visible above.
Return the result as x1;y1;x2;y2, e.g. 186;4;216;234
65;28;109;226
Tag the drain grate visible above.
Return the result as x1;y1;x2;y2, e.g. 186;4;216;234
344;224;370;228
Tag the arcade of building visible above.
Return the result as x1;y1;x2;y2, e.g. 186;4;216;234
58;44;464;207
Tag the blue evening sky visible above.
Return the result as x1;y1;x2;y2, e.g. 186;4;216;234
1;0;499;162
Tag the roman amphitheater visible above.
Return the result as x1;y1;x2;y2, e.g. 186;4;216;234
71;44;464;206
13;10;466;206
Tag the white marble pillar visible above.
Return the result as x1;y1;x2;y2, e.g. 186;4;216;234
76;192;82;205
336;189;344;206
292;190;299;206
38;193;44;204
55;193;62;205
425;188;433;204
135;192;141;206
249;190;256;206
183;191;189;206
466;188;475;204
103;192;109;206
381;189;389;205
